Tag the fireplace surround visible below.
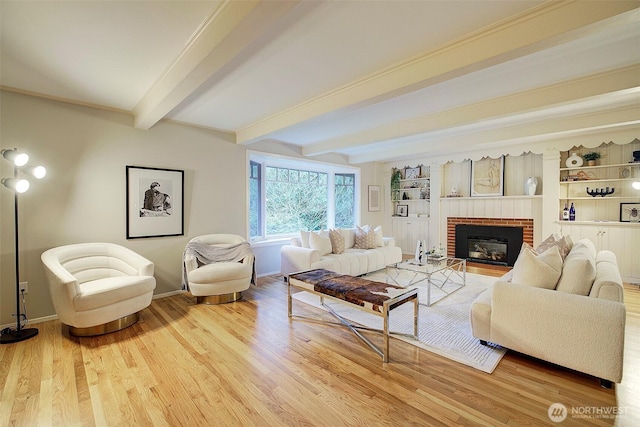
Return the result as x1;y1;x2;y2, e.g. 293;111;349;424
447;217;533;267
455;224;523;266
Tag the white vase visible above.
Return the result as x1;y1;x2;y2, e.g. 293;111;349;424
525;176;538;195
565;152;583;168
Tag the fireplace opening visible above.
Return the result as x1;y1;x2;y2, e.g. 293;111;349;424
455;224;523;266
468;237;508;265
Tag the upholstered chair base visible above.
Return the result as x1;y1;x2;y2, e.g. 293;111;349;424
66;312;140;337
197;292;243;305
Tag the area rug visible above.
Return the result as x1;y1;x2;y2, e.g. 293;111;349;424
291;270;506;373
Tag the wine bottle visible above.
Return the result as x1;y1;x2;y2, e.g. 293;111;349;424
562;203;569;221
569;202;576;221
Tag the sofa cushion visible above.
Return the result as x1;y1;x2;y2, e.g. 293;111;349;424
309;231;332;256
556;239;596;296
328;228;345;254
373;225;384;247
536;233;573;260
511;243;562;290
354;225;377;249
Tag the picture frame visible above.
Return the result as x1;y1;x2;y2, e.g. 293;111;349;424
471;156;504;197
126;165;184;239
405;167;421;179
368;185;381;211
395;204;408;217
620;203;640;222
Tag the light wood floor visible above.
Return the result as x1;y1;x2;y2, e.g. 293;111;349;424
2;265;639;426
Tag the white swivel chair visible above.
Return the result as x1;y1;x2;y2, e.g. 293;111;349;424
184;234;254;304
41;242;156;337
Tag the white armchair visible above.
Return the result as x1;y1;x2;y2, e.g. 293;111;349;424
183;234;254;304
41;243;156;336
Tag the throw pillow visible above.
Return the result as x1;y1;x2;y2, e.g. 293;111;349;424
373;225;384;247
328;228;345;254
354;225;377;249
536;233;573;260
339;228;356;249
511;243;563;290
308;230;332;256
300;230;311;248
555;239;596;296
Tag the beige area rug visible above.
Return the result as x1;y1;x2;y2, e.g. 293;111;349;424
292;270;506;373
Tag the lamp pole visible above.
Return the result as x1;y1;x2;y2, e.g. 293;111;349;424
1;150;39;344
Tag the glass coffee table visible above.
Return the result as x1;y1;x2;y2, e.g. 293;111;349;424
386;256;466;306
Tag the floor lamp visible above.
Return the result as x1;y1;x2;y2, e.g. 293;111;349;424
1;148;46;344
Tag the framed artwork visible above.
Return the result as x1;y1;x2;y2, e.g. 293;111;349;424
620;203;640;222
471;156;504;197
368;185;381;211
405;167;421;179
395;204;408;217
126;165;184;239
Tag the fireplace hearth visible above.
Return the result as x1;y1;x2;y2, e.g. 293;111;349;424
455;224;523;266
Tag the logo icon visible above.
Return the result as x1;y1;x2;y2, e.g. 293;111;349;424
548;403;568;423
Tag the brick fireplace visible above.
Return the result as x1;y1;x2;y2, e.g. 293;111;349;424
447;217;534;264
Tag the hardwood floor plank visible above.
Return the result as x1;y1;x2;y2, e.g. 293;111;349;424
1;266;638;426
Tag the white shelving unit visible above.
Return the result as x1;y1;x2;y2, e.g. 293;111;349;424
558;144;640;282
391;177;430;217
390;166;430;254
559;162;640;222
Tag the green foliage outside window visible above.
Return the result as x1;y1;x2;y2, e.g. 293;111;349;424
250;164;356;238
266;167;328;234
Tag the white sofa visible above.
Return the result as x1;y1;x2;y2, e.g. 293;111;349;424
470;236;626;387
280;227;402;277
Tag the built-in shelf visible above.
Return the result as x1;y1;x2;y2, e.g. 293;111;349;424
554;220;640;227
440;195;542;201
559;197;637;200
560;178;639;184
560;162;640;171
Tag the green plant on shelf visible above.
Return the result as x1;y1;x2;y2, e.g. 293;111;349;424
582;152;601;161
391;168;402;191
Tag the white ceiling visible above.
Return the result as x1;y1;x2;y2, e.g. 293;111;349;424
2;1;639;164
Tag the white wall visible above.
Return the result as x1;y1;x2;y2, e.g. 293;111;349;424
0;91;383;324
0;91;248;324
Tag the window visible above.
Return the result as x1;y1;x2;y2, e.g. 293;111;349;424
249;153;359;240
249;160;261;238
334;173;355;228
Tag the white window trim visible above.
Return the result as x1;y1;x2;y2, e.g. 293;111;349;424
247;151;360;243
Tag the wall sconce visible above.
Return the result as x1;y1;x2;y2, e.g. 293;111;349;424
633;181;640;190
1;148;46;344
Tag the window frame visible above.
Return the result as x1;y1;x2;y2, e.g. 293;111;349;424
247;151;360;242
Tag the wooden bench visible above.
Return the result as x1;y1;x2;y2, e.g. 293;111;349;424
288;269;418;362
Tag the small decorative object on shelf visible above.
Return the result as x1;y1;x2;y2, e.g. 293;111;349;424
524;176;538;195
582;151;601;166
562;202;570;221
620;203;640;222
569;202;576;221
566;152;583;168
395;204;408;217
405;166;420;179
586;187;615;197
